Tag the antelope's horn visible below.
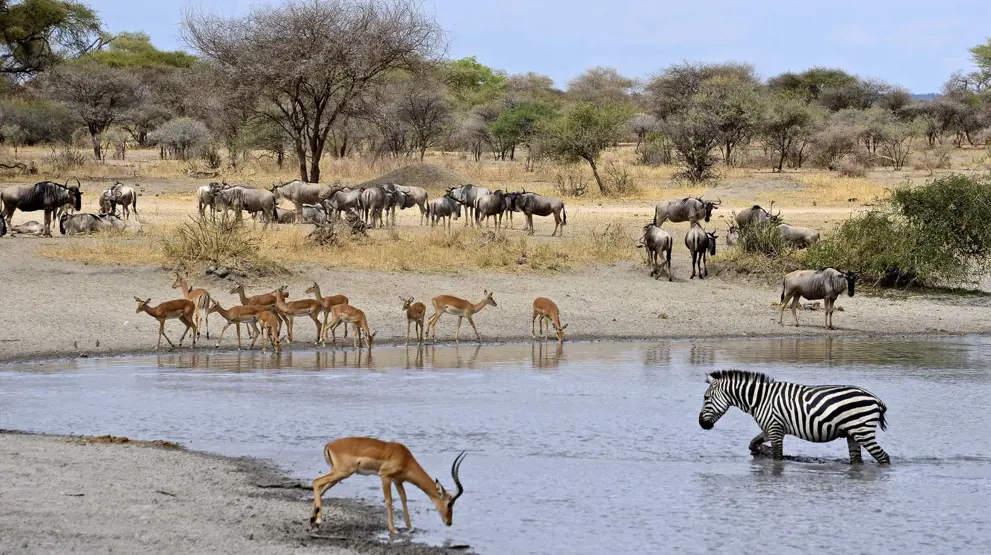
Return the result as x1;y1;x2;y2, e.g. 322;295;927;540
450;451;467;504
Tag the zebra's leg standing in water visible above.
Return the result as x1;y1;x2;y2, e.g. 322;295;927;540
699;369;890;465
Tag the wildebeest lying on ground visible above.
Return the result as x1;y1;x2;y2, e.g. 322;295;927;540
635;223;673;281
779;268;856;329
1;179;83;237
60;213;142;235
654;196;721;226
8;220;45;236
778;224;820;248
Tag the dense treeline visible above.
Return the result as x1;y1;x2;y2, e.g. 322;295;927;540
2;0;990;190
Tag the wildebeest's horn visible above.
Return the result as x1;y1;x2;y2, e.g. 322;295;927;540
714;197;722;205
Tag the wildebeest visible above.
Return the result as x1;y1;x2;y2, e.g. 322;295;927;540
635;223;673;281
214;186;278;224
8;220;45;236
778;223;820;249
779;268;857;329
197;182;226;218
654;197;721;227
379;183;410;226
271;180;336;223
392;185;429;225
1;179;82;237
726;225;740;246
301;204;329;225
0;213;5;237
514;192;567;236
425;194;462;229
474;190;507;229
323;187;362;218
360;186;389;228
735;204;782;228
684;222;718;279
59;213;116;235
274;206;297;224
446;184;490;225
99;182;138;220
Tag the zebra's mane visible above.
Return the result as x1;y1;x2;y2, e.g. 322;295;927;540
708;369;775;383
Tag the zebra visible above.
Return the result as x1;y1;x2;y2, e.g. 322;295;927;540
698;369;890;465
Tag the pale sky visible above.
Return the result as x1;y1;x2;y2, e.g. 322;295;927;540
85;0;990;93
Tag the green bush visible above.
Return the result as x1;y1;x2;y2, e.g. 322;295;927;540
737;222;785;256
807;174;991;287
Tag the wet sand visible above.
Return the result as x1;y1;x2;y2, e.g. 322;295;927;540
0;432;458;555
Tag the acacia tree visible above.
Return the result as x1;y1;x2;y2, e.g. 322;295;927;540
762;93;820;172
182;0;443;182
42;61;141;158
0;0;103;78
567;66;634;106
397;79;451;160
540;102;633;193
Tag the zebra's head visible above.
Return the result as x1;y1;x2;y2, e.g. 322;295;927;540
699;373;733;430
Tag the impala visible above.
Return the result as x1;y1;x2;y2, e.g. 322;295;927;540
401;296;426;345
426;290;497;342
228;283;284;309
206;300;270;349
309;437;466;534
532;297;568;342
171;273;212;339
255;310;282;353
305;281;349;342
134;297;197;350
323;304;377;349
273;289;323;344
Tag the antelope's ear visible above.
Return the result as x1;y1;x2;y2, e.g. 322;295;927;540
133;296;142;302
560;324;568;331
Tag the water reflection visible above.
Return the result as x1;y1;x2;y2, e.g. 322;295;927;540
532;341;564;369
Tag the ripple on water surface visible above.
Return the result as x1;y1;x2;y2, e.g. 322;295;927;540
3;336;991;554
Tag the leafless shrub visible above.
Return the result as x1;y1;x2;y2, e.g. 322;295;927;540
552;166;589;197
913;145;952;176
836;159;867;178
149;117;212;160
44;143;86;174
603;161;639;196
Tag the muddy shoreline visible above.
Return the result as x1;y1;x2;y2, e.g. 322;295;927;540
0;431;463;555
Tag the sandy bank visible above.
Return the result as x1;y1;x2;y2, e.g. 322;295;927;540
0;432;459;555
0;237;989;362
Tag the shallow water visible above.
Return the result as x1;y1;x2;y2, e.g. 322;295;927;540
3;337;991;554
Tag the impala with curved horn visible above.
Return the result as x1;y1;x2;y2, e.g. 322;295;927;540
310;437;467;534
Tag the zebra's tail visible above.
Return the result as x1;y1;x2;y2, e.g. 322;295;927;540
877;401;888;431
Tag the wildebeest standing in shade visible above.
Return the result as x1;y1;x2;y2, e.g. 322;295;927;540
515;192;567;236
779;268;857;329
653;197;721;226
1;179;83;237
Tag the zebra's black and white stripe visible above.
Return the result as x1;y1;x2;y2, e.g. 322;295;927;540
699;369;890;464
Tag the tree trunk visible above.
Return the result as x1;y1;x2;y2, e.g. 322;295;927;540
294;137;308;182
585;156;606;194
776;140;786;172
419;147;427;161
724;140;733;166
91;134;102;160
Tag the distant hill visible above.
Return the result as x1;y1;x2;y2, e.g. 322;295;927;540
911;93;939;101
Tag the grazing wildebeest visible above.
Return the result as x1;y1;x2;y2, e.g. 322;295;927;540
735;204;782;228
197;182;226;218
425;195;462;229
1;179;82;237
474;190;507;229
214;186;278;224
446;184;490;225
778;223;820;249
684;222;718;279
726;225;740;246
59;213;116;235
99;182;138;220
779;268;857;329
653;197;721;227
635;223;673;281
515;192;567;236
323;187;363;219
271;180;336;223
698;369;890;464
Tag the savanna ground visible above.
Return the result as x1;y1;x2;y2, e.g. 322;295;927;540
2;144;990;362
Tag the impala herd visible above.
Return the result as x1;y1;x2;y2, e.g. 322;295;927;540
134;275;569;354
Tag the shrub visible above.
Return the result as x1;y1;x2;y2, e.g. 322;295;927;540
149;117;212;160
602;161;640;197
737;222;785;256
161;214;275;272
552;166;589;197
807;174;991;287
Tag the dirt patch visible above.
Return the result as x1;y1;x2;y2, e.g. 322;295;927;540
357;164;468;191
0;432;463;555
69;434;182;449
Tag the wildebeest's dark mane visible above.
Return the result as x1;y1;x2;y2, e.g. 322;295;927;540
750;204;762;210
708;369;775;383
